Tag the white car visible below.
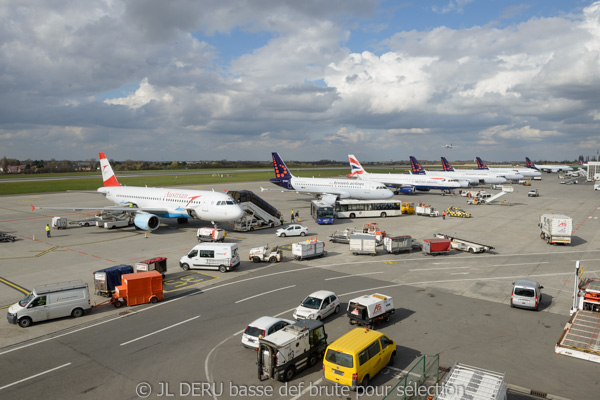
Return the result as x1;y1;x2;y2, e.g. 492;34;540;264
241;316;294;349
275;224;308;237
293;290;340;321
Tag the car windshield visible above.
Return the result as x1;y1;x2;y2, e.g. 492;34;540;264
19;292;34;307
244;326;264;337
325;349;353;368
514;287;535;297
301;296;322;310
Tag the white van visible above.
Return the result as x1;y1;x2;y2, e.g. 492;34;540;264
7;280;91;328
179;243;240;273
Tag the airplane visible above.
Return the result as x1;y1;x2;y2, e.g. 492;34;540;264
267;152;394;203
33;152;245;230
348;155;468;193
409;156;507;185
525;157;573;173
475;157;535;179
442;144;457;149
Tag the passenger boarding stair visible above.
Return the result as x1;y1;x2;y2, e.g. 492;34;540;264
228;190;282;229
469;186;513;204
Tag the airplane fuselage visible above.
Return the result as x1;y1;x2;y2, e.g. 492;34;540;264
270;177;394;200
419;170;506;185
356;172;468;189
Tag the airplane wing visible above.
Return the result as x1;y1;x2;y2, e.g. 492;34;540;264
32;205;170;215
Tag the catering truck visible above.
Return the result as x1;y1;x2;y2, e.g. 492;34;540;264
347;293;395;328
539;214;572;245
7;281;91;328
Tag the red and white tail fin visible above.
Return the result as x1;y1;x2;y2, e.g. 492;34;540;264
99;152;121;187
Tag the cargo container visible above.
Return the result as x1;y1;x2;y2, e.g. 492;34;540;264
292;240;326;261
113;270;163;307
422;238;452;255
93;264;134;297
539;214;572;245
349;234;377;256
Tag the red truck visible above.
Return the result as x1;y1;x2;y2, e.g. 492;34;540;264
113;270;163;307
422;238;452;255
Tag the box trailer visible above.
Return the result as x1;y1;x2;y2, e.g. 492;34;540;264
422;238;452;255
135;257;168;277
197;227;226;242
292;240;326;261
113;270;163;307
93;264;134;297
539;214;572;245
349;234;378;256
347;293;394;328
383;235;422;254
415;205;439;217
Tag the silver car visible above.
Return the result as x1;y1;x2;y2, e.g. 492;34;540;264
510;280;544;311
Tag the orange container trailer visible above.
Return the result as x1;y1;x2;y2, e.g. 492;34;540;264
113;270;163;307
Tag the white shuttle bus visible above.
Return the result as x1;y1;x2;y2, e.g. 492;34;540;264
334;199;402;219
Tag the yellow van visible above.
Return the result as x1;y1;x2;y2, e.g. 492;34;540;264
323;328;396;389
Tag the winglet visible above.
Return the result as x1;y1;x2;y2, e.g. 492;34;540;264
99;152;122;187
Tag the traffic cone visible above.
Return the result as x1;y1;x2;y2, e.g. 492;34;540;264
33;234;35;241
144;232;148;239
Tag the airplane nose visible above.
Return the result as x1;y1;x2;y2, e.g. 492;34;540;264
233;206;244;220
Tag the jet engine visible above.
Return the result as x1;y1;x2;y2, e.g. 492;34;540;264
398;186;416;194
133;214;160;231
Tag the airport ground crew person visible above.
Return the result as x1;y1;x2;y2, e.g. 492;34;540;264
46;224;51;238
442;210;446;220
291;209;295;222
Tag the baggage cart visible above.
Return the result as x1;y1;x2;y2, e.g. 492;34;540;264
422;238;452;255
292;240;326;261
383;235;422;254
135;256;168;277
113;270;163;307
93;264;134;297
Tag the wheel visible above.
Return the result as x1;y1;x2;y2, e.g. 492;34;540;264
181;263;190;271
249;227;254;231
269;256;277;263
18;317;32;328
334;305;340;314
385;315;390;323
308;353;318;367
316;315;321;321
71;308;84;318
388;351;396;366
468;248;474;253
219;265;227;273
83;222;90;227
283;366;295;382
349;213;356;218
114;300;123;308
150;297;158;304
269;222;274;228
380;212;387;218
361;375;370;388
349;319;355;325
280;233;286;237
300;232;306;237
252;256;261;263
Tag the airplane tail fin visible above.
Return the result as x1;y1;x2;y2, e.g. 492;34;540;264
347;154;368;178
269;152;294;189
525;157;538;170
475;157;489;170
99;152;122;187
440;157;455;172
409;156;427;174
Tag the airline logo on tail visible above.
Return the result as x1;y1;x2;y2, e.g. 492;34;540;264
99;152;121;187
440;157;455;172
525;157;538;169
270;153;294;189
475;157;489;170
348;155;366;178
409;156;426;174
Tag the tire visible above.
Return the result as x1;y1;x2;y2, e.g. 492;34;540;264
114;300;123;308
385;315;390;323
150;297;158;304
18;317;32;328
380;212;387;218
252;256;261;263
181;263;190;271
362;375;370;388
316;315;322;321
280;233;286;237
269;256;277;263
308;353;318;367
219;265;227;273
349;319;355;325
283;366;295;382
349;213;356;218
334;305;340;314
71;308;84;318
83;222;90;227
388;351;396;366
468;248;474;253
300;232;306;237
249;227;254;231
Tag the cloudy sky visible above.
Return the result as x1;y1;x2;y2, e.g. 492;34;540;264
1;0;599;162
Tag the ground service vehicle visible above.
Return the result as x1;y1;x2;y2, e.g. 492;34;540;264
179;243;240;272
382;235;422;254
51;216;67;229
323;328;396;389
197;227;226;242
415;204;439;217
328;228;359;244
433;363;507;400
293;290;340;321
242;316;293;349
446;206;471;218
528;189;539;197
433;233;494;253
311;199;334;224
362;222;386;242
249;245;283;263
135;257;168;277
401;202;415;214
113;270;163;307
347;294;394;328
539;214;572;244
510;280;543;310
257;320;328;382
275;224;308;237
422;238;452;255
0;231;16;242
93;264;134;297
334;199;402;219
292;240;326;260
7;280;91;328
555;261;600;363
349;234;377;256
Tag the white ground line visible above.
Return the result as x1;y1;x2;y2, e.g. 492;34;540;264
235;285;296;304
410;267;469;272
492;262;549;267
324;272;384;280
0;362;71;391
120;315;200;346
290;378;323;400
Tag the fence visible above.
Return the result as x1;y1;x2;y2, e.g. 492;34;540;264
382;354;440;400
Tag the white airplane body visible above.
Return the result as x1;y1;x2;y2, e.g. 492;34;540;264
525;157;573;173
348;155;468;193
33;152;244;230
269;153;394;203
475;157;540;178
409;156;507;185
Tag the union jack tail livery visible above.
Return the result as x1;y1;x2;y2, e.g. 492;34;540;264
409;156;427;175
475;157;489;170
440;157;455;172
348;155;368;178
99;152;122;187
